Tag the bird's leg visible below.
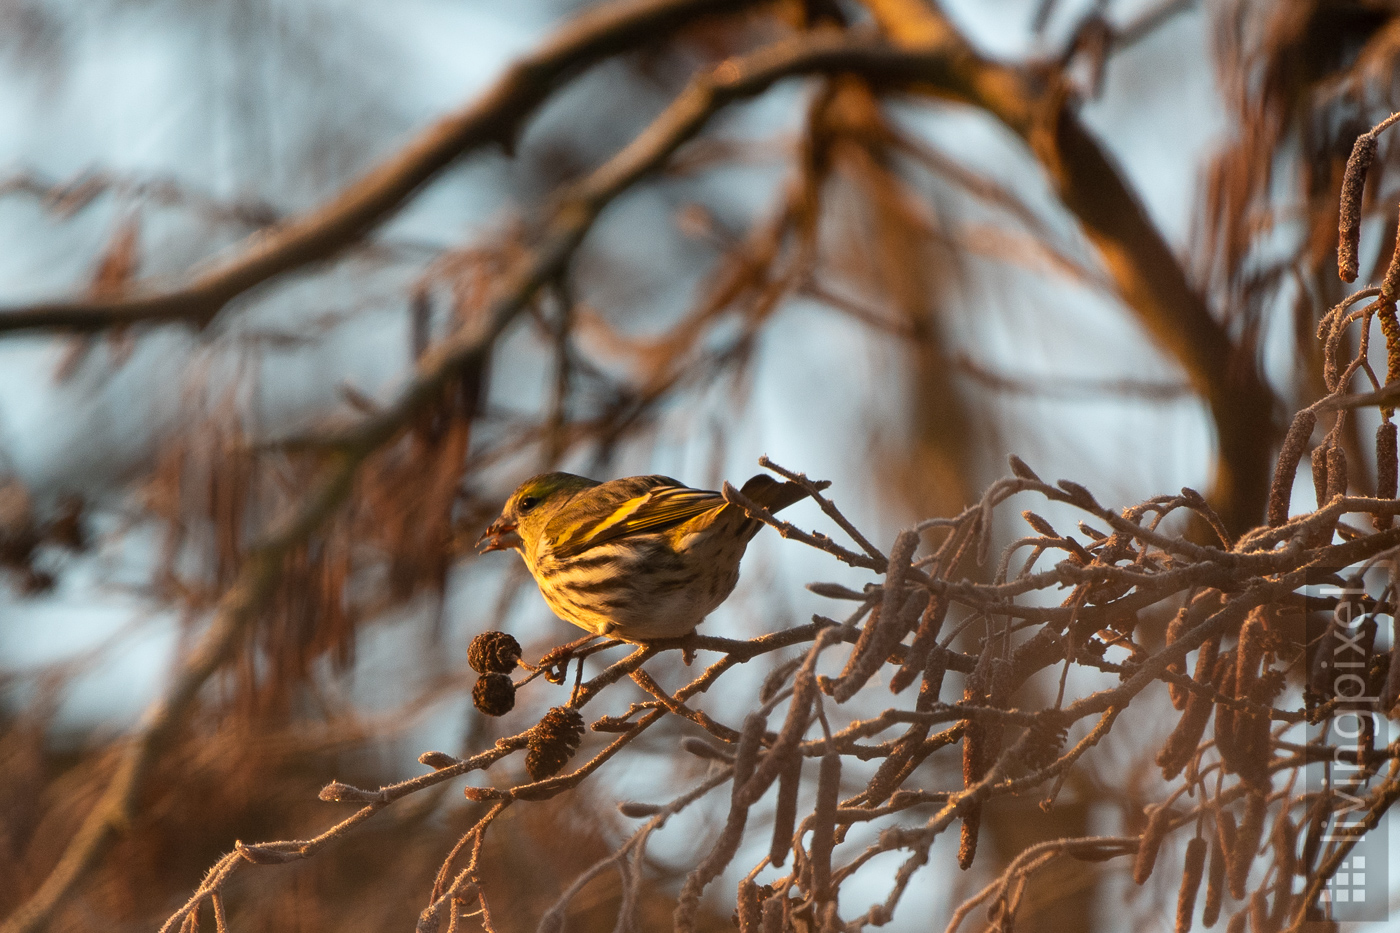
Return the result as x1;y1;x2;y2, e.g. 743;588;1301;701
519;634;594;683
544;635;596;684
530;633;623;685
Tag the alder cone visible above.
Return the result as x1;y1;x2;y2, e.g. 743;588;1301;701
526;707;585;780
468;630;522;674
472;673;516;716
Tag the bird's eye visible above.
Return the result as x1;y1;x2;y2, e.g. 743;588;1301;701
518;495;541;513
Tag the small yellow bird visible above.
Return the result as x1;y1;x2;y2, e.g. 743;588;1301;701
477;472;813;640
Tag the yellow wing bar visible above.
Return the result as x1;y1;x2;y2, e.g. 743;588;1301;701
552;483;724;557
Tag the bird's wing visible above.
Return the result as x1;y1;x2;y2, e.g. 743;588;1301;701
548;476;725;558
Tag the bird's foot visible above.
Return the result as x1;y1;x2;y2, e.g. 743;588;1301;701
530;634;622;685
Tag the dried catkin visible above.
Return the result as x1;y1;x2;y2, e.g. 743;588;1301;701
916;646;949;712
1268;411;1316;526
864;733;920;806
1377;422;1398;532
1236;611;1267;694
1381;302;1400;387
1217;809;1239;897
676;753;760;933
1338;132;1377;282
1386;205;1400;299
828;603;882;695
828;531;921;703
1213;650;1242;776
1228;793;1266;900
1234;614;1273;788
732;714;764;799
1176;837;1208;933
1133;804;1173;884
760;894;785;933
957;797;981;871
890;596;948;694
1166;605;1193;710
1236;716;1271;789
958;674;991;871
1157;683;1215;780
737;880;762;933
810;753;841;902
1311;446;1330;509
1196;621;1223;674
1307;623;1340;698
742;663;818;803
1203;831;1227;927
1325;444;1349;502
769;755;801;867
1158;632;1224;779
1271;816;1297;893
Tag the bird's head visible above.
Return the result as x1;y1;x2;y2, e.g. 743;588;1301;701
476;472;596;554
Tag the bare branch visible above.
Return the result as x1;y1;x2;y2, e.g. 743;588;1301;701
0;0;771;335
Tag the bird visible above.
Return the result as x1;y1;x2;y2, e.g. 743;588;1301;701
476;472;815;641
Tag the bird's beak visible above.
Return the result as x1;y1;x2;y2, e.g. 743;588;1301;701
476;518;522;553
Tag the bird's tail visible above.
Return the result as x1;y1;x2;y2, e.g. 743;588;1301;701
737;474;825;514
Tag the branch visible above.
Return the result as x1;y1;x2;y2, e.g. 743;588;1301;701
0;0;768;335
858;0;1279;533
299;36;972;456
2;35;988;931
158;747;523;933
1316;379;1400;411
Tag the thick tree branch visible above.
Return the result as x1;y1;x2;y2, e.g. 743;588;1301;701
859;0;1279;533
0;0;768;335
